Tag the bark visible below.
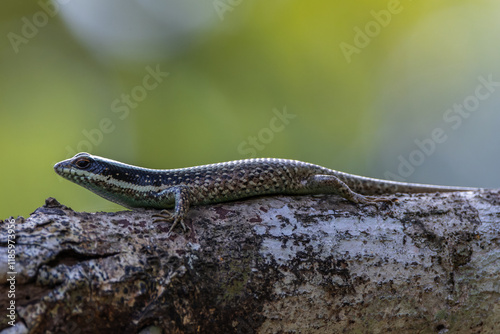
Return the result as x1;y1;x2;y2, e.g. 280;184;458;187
0;190;499;334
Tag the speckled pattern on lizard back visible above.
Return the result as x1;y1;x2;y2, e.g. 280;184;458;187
54;153;477;233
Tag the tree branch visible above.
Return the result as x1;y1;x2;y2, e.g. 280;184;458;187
1;190;499;333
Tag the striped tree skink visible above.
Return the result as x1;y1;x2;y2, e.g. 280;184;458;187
54;153;477;233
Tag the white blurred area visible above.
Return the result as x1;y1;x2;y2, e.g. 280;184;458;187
57;0;219;62
370;3;500;187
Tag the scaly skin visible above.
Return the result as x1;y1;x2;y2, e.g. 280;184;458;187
54;153;477;233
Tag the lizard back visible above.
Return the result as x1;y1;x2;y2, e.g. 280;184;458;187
54;153;477;209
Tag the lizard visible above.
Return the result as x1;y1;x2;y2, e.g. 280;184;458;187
54;152;478;233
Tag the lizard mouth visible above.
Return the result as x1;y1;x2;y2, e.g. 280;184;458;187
54;162;72;177
54;163;90;183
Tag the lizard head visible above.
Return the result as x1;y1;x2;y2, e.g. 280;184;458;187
54;152;147;209
54;152;103;184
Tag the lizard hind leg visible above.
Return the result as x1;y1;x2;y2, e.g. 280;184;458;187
308;174;396;204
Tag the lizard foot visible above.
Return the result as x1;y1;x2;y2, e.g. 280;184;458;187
152;210;188;235
363;195;398;203
353;194;397;206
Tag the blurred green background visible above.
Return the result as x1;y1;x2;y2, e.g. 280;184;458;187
1;0;500;218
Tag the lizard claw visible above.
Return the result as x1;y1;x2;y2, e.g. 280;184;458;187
152;209;174;222
352;194;397;207
153;210;188;235
363;195;398;203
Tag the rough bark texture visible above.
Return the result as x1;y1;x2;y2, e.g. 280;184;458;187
1;190;499;334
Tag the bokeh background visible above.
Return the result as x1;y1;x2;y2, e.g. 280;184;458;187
1;0;499;218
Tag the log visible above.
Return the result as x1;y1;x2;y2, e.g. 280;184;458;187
1;190;499;334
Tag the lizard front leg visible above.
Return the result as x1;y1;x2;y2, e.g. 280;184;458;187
152;185;192;234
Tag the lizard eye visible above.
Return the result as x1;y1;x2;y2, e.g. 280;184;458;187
73;157;92;169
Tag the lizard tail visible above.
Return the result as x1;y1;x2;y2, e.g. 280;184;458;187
333;170;478;196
